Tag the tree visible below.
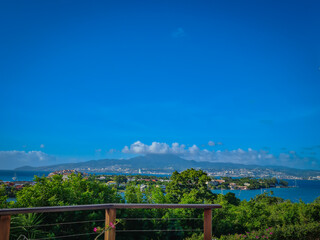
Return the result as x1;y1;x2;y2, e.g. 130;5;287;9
279;180;289;187
14;174;123;240
16;174;122;207
0;184;8;208
313;196;320;204
114;175;128;184
124;184;144;203
224;192;240;206
166;169;216;203
10;213;46;239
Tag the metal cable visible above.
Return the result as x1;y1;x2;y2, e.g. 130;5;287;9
11;219;105;229
30;232;96;240
11;218;201;229
119;218;202;220
29;229;203;239
116;229;203;232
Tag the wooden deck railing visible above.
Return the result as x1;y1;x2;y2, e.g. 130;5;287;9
0;203;222;240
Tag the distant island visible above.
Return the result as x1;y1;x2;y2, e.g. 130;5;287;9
15;154;320;180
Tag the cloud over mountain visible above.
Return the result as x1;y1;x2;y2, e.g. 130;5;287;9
122;141;318;169
0;151;55;169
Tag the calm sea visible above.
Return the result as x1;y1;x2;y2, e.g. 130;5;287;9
212;179;320;203
1;170;320;203
0;170;170;182
0;170;51;181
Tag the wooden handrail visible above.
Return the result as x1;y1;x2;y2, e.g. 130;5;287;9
0;204;222;240
0;203;221;215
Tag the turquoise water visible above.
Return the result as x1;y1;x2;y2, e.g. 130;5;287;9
1;170;320;203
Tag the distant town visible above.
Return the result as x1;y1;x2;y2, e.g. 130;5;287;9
0;169;296;200
70;166;320;180
15;154;320;180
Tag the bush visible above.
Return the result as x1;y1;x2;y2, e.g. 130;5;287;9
216;223;320;240
183;233;204;240
272;222;320;240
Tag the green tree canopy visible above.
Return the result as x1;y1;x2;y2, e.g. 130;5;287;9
0;184;8;208
16;174;122;207
166;168;216;203
114;175;128;184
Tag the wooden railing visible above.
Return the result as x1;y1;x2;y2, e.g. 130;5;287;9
0;203;222;240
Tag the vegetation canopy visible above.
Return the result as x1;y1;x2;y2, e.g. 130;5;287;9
0;169;320;240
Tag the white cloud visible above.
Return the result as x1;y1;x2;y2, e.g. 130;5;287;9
208;141;215;146
149;142;170;153
122;141;173;154
40;144;45;148
122;141;318;169
0;151;55;169
188;145;200;154
171;142;186;154
122;146;130;153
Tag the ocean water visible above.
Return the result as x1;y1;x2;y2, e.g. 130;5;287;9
212;180;320;203
0;170;50;182
1;170;320;203
0;170;170;182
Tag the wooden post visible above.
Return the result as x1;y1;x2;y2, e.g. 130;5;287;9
105;209;116;240
0;215;11;240
203;208;212;240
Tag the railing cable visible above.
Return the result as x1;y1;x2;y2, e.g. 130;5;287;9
119;217;202;220
11;217;201;229
28;228;203;239
117;229;203;232
10;219;105;229
30;232;96;240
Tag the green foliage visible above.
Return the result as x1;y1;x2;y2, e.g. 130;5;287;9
271;222;320;240
213;177;282;190
16;174;122;207
211;191;320;239
217;223;320;240
10;213;46;239
252;192;284;205
279;180;288;187
0;184;8;208
313;196;320;204
13;174;123;240
224;193;240;206
2;170;320;240
157;169;219;239
183;233;204;240
124;184;145;203
166;169;216;203
218;227;274;240
122;183;172;239
124;183;167;204
114;175;127;184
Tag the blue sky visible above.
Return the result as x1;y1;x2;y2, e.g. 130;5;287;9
0;0;320;169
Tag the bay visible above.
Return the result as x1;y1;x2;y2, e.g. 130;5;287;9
212;180;320;203
1;170;320;203
0;170;50;182
0;170;170;182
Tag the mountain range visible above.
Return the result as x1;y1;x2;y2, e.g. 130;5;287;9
15;154;320;178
